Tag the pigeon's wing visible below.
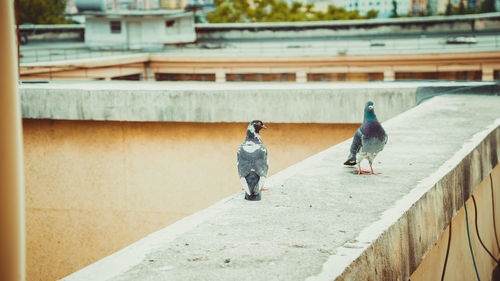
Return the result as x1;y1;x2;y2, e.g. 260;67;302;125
255;145;268;177
344;128;363;165
350;128;363;155
237;145;249;177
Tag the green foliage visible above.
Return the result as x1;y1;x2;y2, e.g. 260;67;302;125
458;1;466;14
18;0;70;24
365;9;379;19
438;0;499;16
440;0;494;15
206;0;378;23
480;0;496;12
445;0;452;15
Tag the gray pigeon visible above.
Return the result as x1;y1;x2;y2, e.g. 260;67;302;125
344;101;387;175
237;120;268;201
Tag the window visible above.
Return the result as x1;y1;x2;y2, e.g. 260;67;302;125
110;21;121;34
166;20;175;27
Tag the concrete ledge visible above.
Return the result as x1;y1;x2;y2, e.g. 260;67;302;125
61;94;500;281
21;81;420;123
19;81;497;124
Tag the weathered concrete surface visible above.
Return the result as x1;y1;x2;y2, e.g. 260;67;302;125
19;81;496;124
20;81;419;123
61;94;500;281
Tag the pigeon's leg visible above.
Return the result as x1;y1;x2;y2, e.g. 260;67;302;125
257;176;267;191
368;160;380;175
357;164;370;175
369;165;380;175
240;177;251;195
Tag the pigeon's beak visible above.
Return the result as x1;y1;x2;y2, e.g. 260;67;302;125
261;125;267;129
368;105;374;111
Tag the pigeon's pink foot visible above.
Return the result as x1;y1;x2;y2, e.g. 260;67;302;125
370;167;381;175
357;165;370;174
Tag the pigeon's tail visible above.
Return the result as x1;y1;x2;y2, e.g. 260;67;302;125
244;171;261;201
344;154;356;166
245;171;260;194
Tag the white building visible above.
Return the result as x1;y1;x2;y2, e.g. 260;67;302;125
82;10;196;50
311;0;411;18
341;0;410;17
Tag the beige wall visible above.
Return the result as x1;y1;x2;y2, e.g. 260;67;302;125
23;119;358;281
411;164;500;281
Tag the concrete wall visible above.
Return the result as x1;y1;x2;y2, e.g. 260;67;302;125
410;165;500;281
20;82;418;124
196;13;500;41
85;19;128;49
23;119;357;281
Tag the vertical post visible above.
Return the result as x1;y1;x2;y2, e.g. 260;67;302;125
0;1;25;281
169;0;176;9
215;70;226;83
384;69;395;81
296;71;307;83
143;61;151;81
481;66;494;81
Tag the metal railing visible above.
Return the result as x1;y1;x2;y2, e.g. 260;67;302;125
19;34;500;64
20;46;141;64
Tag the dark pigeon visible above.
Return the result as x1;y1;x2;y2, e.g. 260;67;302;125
237;120;268;201
344;101;387;175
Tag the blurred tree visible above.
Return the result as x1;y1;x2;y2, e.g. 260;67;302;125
18;0;70;24
458;0;466;13
480;0;496;12
391;0;399;17
445;0;452;15
365;9;379;18
206;0;377;23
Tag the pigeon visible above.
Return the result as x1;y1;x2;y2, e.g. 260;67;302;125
237;120;268;201
344;101;387;175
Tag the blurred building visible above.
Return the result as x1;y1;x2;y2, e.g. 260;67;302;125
410;0;427;14
85;10;195;49
183;0;216;23
426;0;448;15
71;0;188;10
320;0;412;18
74;0;196;49
228;0;413;18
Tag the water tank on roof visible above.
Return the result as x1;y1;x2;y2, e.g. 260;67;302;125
75;0;106;11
